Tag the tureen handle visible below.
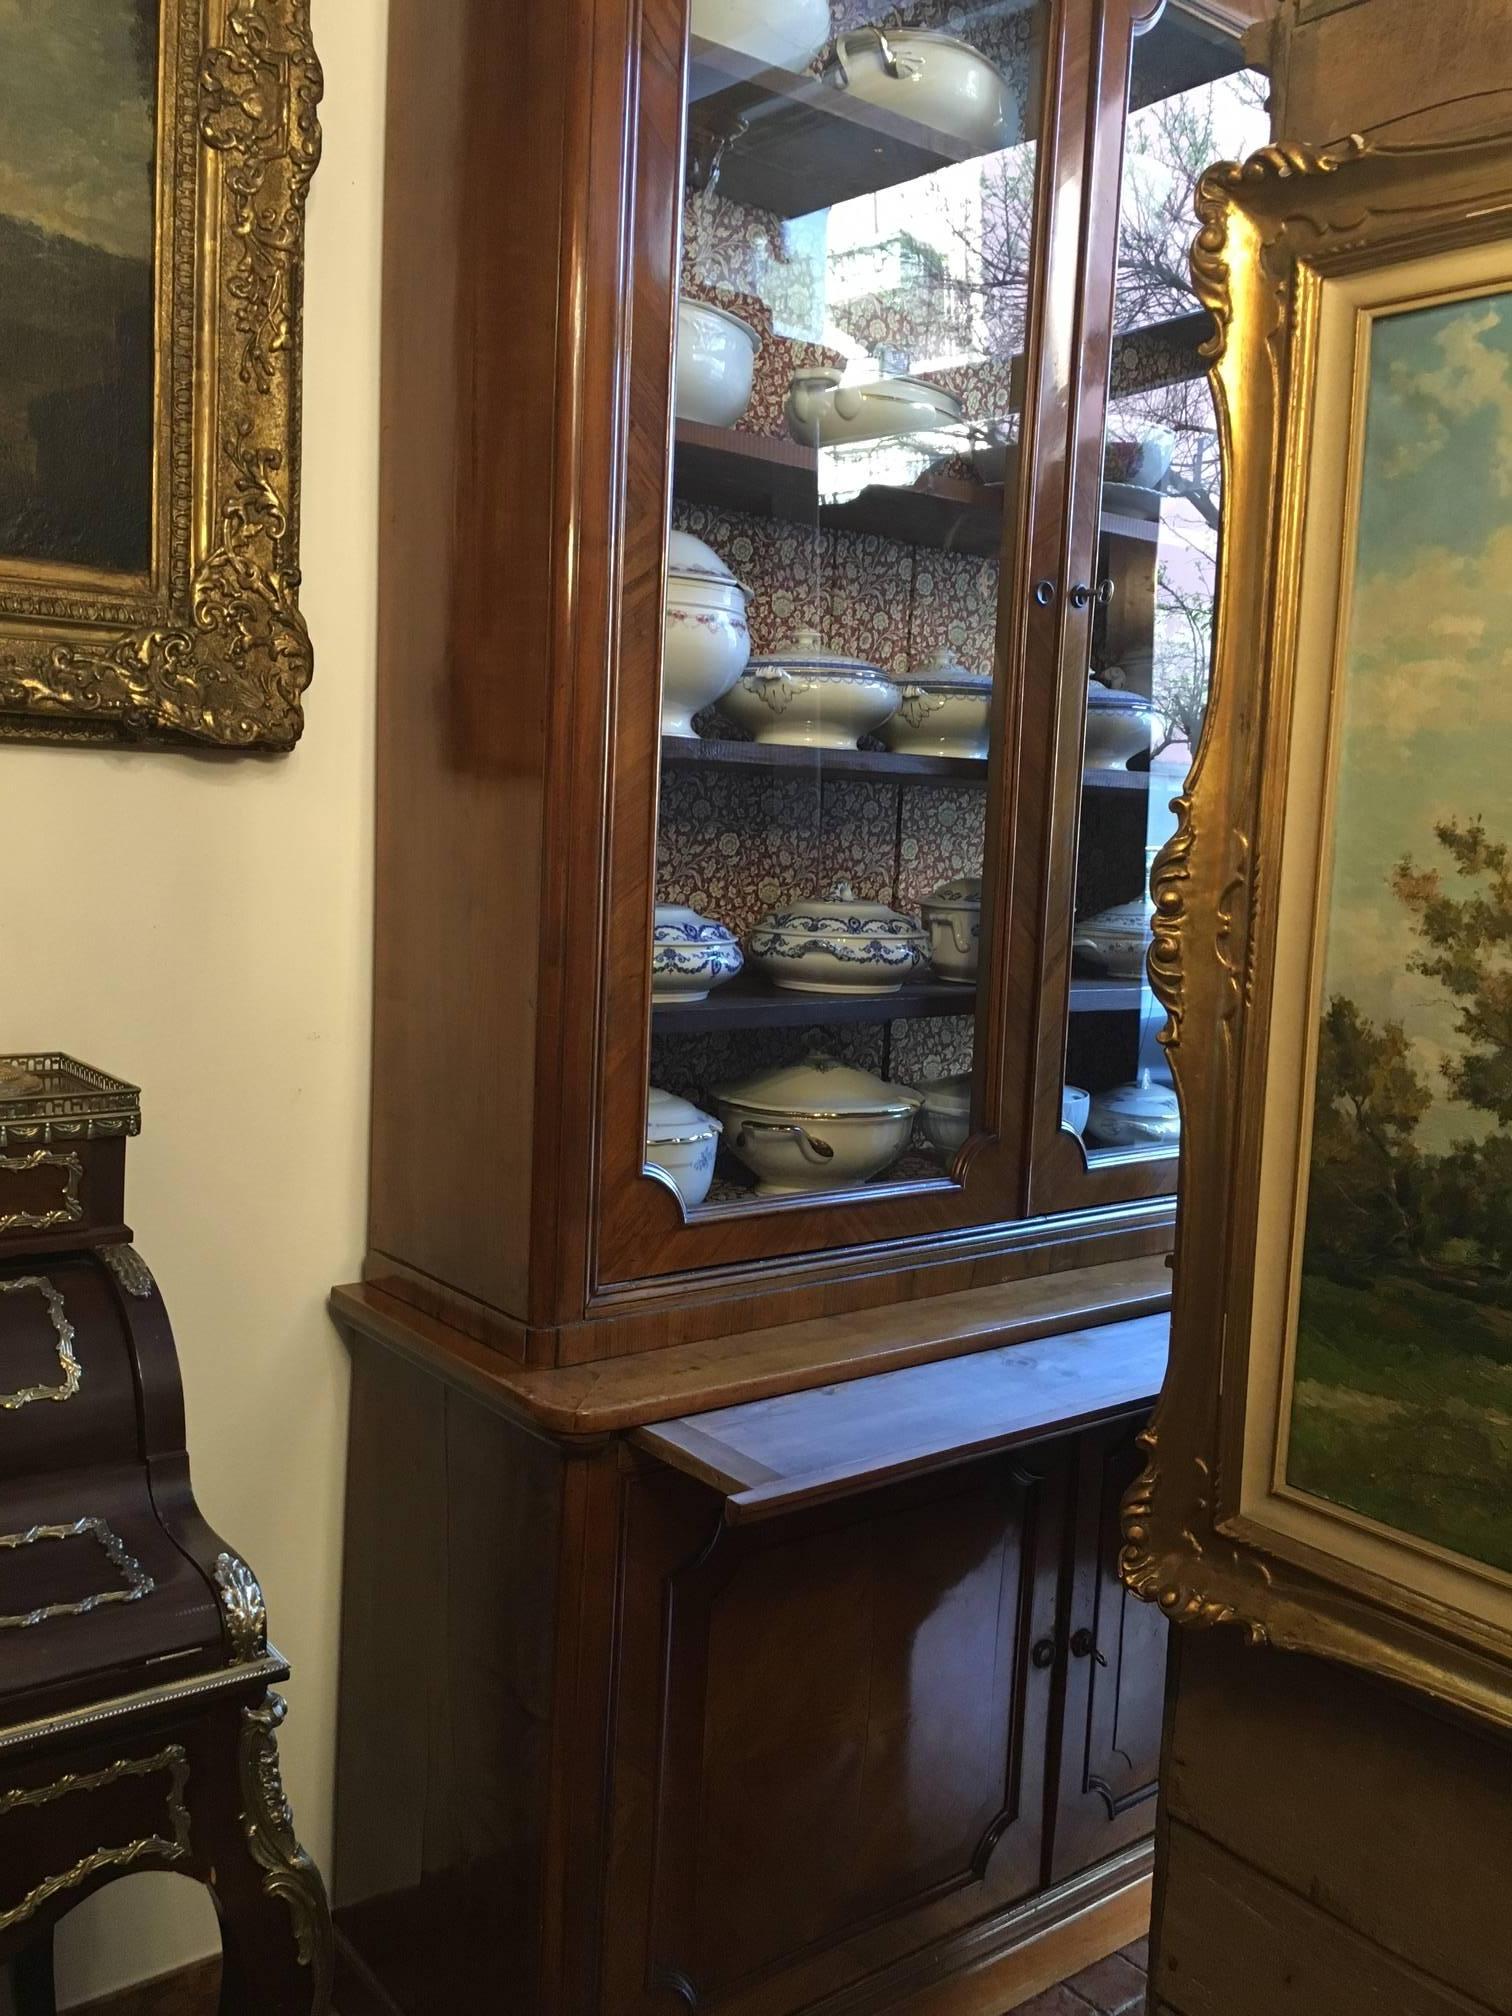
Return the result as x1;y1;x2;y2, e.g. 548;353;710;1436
736;1122;836;1167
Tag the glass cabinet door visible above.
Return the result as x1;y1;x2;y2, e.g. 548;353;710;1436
1025;1;1268;1216
606;0;1071;1269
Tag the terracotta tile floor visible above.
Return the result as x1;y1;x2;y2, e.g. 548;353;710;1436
1004;1939;1149;2015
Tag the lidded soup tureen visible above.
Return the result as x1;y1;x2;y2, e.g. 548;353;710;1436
825;26;1017;156
883;648;993;760
651;904;743;1001
920;874;982;983
920;1072;972;1167
675;298;761;427
720;630;898;750
1085;1071;1180;1151
645;1088;722;1209
784;367;966;448
663;529;751;736
1072;898;1153;980
1084;669;1153;771
714;1054;923;1196
746;881;928;995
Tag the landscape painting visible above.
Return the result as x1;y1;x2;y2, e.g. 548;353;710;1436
0;0;158;577
1287;286;1512;1578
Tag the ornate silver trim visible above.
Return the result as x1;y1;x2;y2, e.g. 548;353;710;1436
101;1243;155;1299
0;1747;192;1934
215;1551;269;1662
0;1519;154;1630
0;1277;80;1407
0;1151;84;1233
240;1692;334;1998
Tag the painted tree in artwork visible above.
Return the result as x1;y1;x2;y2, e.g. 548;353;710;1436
1306;995;1432;1268
1393;819;1512;1127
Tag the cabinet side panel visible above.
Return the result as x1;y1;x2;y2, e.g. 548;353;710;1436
368;0;571;1322
333;1340;567;2014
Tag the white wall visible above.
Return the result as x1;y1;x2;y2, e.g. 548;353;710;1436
0;2;388;1999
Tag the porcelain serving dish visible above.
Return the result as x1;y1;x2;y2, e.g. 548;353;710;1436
714;1054;922;1196
825;27;1016;155
691;0;831;72
1073;899;1153;980
920;1073;971;1166
652;904;743;1001
1063;1084;1091;1138
883;649;993;759
663;529;751;734
1103;421;1175;490
676;298;761;427
1085;1071;1180;1150
746;881;928;995
785;368;966;448
920;875;982;983
645;1087;722;1208
1084;672;1153;770
720;630;899;749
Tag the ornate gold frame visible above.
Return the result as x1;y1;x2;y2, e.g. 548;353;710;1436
1122;126;1512;1730
0;0;321;749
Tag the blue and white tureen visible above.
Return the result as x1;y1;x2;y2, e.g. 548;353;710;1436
746;881;928;996
651;904;744;1002
645;1087;723;1209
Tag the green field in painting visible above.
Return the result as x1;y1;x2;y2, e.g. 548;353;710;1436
1291;1272;1512;1577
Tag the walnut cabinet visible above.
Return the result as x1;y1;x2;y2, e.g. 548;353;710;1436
334;0;1263;2008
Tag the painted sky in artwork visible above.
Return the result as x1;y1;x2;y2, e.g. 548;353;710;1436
1317;288;1512;1152
0;0;156;258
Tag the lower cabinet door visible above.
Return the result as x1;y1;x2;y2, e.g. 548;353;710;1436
601;1449;1071;2016
1048;1418;1167;1884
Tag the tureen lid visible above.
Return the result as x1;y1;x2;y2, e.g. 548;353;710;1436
667;528;746;592
1087;669;1150;712
904;647;992;694
714;1052;923;1119
757;880;926;938
1077;899;1153;934
654;902;738;942
921;1072;972;1117
646;1086;722;1145
1089;1070;1179;1122
924;874;982;909
747;629;886;681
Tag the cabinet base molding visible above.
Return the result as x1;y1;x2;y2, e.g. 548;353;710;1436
65;1957;220;2016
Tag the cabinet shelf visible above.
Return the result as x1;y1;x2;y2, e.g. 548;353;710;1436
652;974;1146;1035
661;734;1155;794
687;37;983;218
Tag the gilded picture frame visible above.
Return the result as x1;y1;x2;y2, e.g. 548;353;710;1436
0;0;321;750
1122;125;1512;1730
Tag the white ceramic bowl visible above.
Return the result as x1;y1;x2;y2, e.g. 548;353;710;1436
691;0;831;72
1103;423;1175;490
1084;677;1153;770
747;882;928;996
826;28;1017;155
921;1073;972;1167
714;1054;923;1197
676;299;761;427
645;1087;722;1208
883;649;993;759
651;903;743;1001
921;875;982;984
1086;1071;1180;1150
663;528;750;735
1073;900;1153;981
785;368;965;448
720;629;899;749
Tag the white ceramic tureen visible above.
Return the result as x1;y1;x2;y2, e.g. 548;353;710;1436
1085;1071;1180;1151
825;27;1016;155
663;529;751;735
1073;899;1153;980
690;0;831;73
651;903;743;1001
676;299;761;427
1063;1084;1091;1138
784;368;965;448
746;881;928;995
883;648;993;759
1103;420;1175;490
920;875;982;984
714;1054;923;1196
645;1087;723;1209
920;1073;972;1167
720;629;898;749
1084;670;1153;770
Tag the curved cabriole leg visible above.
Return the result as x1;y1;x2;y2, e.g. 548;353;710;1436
204;1692;333;2016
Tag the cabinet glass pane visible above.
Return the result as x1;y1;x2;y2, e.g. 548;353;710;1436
651;1;1052;1212
1067;17;1268;1168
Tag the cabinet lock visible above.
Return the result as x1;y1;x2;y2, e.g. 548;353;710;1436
1030;1636;1057;1670
1070;1628;1108;1668
1069;582;1093;609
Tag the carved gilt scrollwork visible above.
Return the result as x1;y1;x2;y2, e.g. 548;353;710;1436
239;1692;334;2002
215;1550;269;1663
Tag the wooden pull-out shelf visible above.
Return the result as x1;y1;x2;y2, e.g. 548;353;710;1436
634;1309;1167;1522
